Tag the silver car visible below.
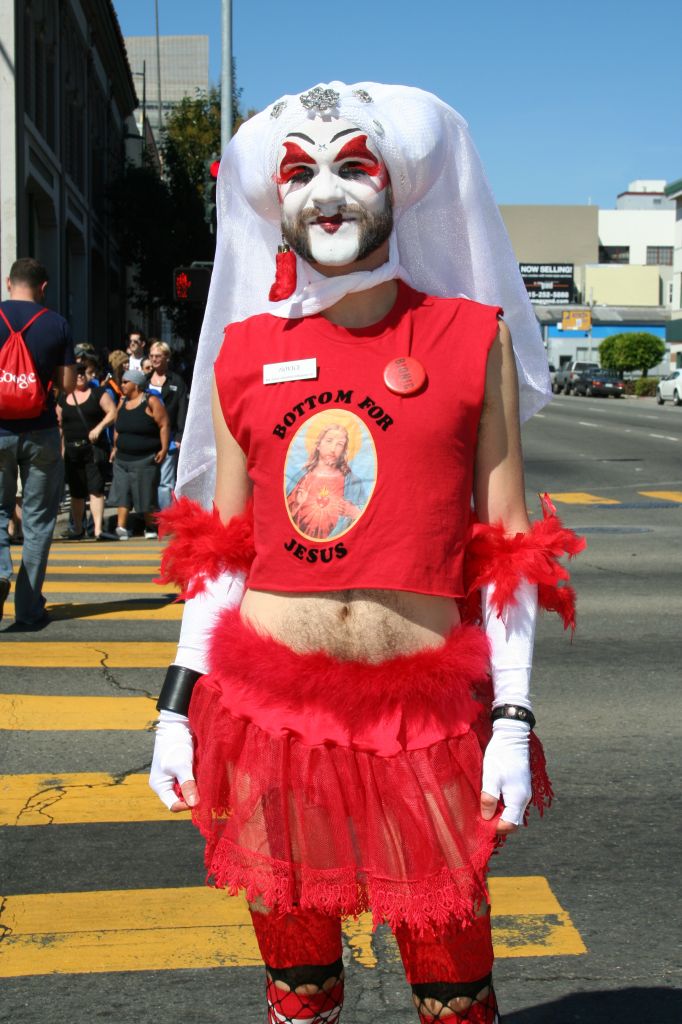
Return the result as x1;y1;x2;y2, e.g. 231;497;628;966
656;370;682;406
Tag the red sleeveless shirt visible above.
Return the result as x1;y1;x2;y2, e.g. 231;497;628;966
214;281;502;598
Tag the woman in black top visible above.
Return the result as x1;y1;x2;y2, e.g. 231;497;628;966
56;364;117;540
109;369;170;539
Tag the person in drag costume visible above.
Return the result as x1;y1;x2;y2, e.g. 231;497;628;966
149;82;584;1024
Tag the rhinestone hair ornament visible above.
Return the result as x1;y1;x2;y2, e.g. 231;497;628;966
178;81;551;506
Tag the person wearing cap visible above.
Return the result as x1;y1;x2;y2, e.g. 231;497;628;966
109;369;169;540
149;84;583;1023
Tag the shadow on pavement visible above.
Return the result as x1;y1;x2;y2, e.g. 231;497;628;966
44;598;178;620
507;986;681;1024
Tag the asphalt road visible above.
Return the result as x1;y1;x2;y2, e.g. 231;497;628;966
1;393;680;1023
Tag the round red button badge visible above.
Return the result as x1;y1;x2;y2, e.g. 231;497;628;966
383;356;426;396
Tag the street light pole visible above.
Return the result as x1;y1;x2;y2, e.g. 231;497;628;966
221;0;232;152
154;0;162;136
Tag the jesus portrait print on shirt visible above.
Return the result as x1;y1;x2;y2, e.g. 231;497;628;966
284;410;377;540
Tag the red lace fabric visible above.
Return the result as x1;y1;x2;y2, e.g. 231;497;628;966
394;910;494;984
187;611;551;932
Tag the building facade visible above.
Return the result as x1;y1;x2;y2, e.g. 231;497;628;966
500;185;675;373
0;0;137;348
124;35;209;146
664;177;682;367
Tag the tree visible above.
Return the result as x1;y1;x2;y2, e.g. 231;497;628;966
111;74;252;346
615;333;666;377
599;332;666;377
598;334;620;372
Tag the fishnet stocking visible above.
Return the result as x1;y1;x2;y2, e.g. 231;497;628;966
265;959;345;1023
412;979;499;1023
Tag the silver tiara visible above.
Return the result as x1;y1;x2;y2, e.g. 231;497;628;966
299;87;340;115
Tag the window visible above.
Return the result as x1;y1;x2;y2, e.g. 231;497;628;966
599;245;630;264
646;246;673;266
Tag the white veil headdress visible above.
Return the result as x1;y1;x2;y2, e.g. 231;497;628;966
178;82;550;506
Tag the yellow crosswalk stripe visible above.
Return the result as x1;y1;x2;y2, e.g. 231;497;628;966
0;695;155;730
549;492;621;505
28;581;172;593
638;490;682;503
45;553;161;562
0;773;172;825
43;598;182;622
3;600;183;621
44;565;160;575
17;545;163;554
0;878;586;977
0;642;173;668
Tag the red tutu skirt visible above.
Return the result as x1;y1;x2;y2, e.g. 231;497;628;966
189;608;549;931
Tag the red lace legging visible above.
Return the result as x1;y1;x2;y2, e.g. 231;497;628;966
251;904;495;1022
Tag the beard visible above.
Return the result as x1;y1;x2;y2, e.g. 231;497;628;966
281;191;394;266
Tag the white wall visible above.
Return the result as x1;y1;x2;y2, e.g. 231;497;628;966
598;209;675;265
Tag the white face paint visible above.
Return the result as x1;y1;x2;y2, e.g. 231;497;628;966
276;118;391;267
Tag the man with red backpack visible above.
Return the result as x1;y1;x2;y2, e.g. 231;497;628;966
0;258;76;628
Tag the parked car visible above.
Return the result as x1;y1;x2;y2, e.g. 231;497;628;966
656;370;682;406
572;370;624;398
553;361;600;394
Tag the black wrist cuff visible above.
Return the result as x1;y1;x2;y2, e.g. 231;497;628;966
156;665;203;716
491;704;536;730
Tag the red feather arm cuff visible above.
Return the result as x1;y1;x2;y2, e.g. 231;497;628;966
462;493;586;632
155;496;256;599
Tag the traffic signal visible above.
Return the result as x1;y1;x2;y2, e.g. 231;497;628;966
173;265;212;304
205;158;220;233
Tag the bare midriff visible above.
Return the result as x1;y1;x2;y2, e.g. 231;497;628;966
239;588;461;662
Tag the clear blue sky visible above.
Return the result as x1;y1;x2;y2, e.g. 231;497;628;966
113;0;682;208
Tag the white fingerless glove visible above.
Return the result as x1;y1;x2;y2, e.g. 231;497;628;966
149;709;195;810
481;719;531;825
481;579;538;824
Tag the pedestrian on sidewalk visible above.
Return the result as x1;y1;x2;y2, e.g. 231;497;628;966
56;364;117;540
126;330;147;372
109;368;169;539
145;340;188;509
0;257;76;628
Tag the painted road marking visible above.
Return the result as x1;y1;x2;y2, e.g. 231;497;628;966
638;491;682;503
17;545;163;554
577;421;599;427
0;695;155;731
0;642;173;668
0;878;586;977
22;581;173;594
0;774;173;826
4;600;183;621
648;433;678;441
44;553;161;562
44;565;161;575
549;492;621;505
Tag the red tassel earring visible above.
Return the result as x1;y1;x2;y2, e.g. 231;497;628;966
268;243;297;302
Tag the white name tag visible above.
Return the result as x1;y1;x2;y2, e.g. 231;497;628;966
263;357;317;385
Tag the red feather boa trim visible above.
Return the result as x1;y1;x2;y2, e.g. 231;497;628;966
155;497;255;599
463;493;586;632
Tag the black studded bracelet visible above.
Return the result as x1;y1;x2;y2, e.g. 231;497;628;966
491;704;536;730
